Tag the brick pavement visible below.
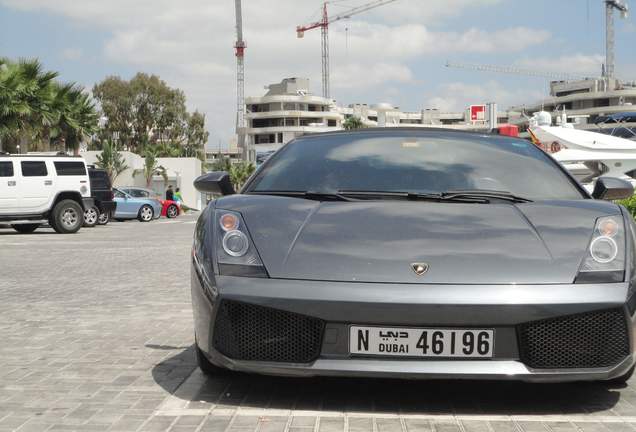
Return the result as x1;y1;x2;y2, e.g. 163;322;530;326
1;215;636;431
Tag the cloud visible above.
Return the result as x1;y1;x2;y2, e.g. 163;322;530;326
514;53;605;77
61;48;82;61
0;0;551;145
425;81;544;112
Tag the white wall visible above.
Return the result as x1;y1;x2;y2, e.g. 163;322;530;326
83;151;204;210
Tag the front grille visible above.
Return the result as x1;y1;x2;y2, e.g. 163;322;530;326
518;309;630;369
213;300;324;363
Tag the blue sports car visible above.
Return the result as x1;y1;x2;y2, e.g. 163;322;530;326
113;188;162;222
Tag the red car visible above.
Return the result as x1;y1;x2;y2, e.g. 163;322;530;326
161;199;181;218
119;187;181;218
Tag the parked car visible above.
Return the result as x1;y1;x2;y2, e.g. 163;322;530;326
112;188;162;222
84;166;117;227
0;153;94;234
191;128;636;384
119;186;180;218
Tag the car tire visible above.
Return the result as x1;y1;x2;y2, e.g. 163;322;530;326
51;200;83;234
138;205;154;222
11;224;39;234
83;206;99;227
195;343;226;376
97;211;110;225
607;365;635;387
166;204;179;218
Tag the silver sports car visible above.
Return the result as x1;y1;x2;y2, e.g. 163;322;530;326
191;128;636;383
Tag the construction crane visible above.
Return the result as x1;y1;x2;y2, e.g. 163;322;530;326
445;61;596;81
234;0;247;160
296;0;398;99
605;0;629;79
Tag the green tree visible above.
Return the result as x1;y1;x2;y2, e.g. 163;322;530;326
209;154;233;172
229;161;255;190
0;58;98;153
343;116;364;130
93;73;194;154
184;111;209;160
95;140;129;184
134;147;168;188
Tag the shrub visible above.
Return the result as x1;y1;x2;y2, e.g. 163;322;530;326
617;194;636;217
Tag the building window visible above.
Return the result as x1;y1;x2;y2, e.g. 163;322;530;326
594;99;610;108
277;133;283;143
327;119;337;127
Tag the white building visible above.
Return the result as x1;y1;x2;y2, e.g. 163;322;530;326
245;77;508;162
508;78;636;134
83;151;204;210
245;78;343;162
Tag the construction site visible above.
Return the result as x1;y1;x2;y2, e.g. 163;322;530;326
231;0;635;163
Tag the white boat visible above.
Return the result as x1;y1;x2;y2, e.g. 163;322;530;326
529;111;636;192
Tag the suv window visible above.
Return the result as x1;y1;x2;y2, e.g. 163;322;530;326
21;161;48;177
0;161;13;177
54;161;86;176
89;170;111;190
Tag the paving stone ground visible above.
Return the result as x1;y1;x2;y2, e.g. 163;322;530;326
1;214;636;432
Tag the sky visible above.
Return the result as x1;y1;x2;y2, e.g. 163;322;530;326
0;0;635;148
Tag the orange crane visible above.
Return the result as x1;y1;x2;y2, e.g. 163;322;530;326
297;0;398;99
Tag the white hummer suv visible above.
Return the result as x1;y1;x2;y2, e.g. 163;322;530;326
0;154;95;234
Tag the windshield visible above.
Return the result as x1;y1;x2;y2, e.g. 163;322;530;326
247;131;585;201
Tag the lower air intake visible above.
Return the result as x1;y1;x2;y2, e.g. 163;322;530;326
518;308;630;369
213;300;324;363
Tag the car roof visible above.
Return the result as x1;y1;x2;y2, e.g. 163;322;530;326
121;186;153;192
0;153;84;159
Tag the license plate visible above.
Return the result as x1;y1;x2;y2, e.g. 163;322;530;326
349;326;494;358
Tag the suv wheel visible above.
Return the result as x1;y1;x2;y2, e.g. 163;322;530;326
51;200;83;234
97;211;110;225
166;204;179;218
83;206;99;227
138;205;154;222
12;224;39;234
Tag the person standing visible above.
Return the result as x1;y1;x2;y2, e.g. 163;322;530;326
166;185;174;201
174;188;183;203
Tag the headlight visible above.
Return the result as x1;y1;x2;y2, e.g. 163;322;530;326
222;230;249;257
575;215;625;283
214;209;267;277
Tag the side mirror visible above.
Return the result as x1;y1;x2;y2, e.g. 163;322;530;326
194;171;236;196
592;176;634;200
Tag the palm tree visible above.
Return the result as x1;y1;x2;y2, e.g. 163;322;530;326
209;155;233;172
0;58;58;150
134;147;168;188
343;116;364;130
155;141;183;158
96;140;129;183
56;85;99;155
229;161;256;190
0;58;98;153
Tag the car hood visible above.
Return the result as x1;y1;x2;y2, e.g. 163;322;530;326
216;195;622;284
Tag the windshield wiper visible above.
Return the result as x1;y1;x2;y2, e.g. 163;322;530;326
338;189;532;203
248;190;355;202
338;190;484;203
441;189;533;203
